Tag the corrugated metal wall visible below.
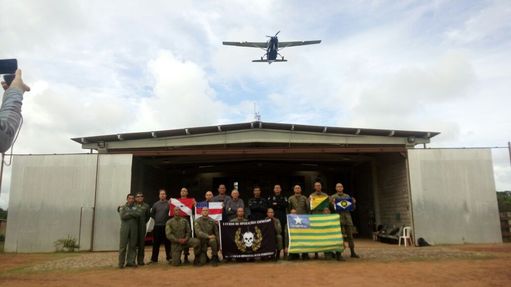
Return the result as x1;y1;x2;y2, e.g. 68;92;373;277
92;154;133;251
5;154;98;252
408;149;502;244
5;154;132;252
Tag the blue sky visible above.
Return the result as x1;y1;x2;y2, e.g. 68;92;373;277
0;0;510;208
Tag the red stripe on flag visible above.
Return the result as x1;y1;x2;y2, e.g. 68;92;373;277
169;197;195;217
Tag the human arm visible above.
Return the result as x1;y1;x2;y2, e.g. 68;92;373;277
194;220;210;240
165;221;179;243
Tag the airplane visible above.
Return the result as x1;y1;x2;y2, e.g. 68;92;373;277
222;31;321;63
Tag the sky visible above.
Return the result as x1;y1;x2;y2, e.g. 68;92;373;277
0;0;510;208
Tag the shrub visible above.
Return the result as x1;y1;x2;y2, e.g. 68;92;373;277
54;235;80;252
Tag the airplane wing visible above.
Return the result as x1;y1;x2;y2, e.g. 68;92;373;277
278;40;321;48
252;59;288;63
222;41;267;48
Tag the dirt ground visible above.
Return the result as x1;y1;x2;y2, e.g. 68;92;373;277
1;240;510;287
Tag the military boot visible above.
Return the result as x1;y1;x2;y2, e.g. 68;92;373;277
193;254;201;266
350;247;360;258
211;255;219;267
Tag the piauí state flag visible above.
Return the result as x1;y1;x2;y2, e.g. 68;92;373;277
310;194;330;211
195;201;223;221
287;214;344;253
334;197;354;212
169;197;195;217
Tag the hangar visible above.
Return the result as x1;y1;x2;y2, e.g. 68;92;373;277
4;121;502;252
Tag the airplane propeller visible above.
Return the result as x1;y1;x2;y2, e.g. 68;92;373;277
266;31;280;38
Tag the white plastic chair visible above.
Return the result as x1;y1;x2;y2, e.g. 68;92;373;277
399;226;413;247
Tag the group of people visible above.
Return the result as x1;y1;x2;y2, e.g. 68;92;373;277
118;180;359;268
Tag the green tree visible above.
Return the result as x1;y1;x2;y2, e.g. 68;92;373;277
497;191;511;212
0;208;7;220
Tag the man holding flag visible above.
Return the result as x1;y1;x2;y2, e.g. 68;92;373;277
169;188;196;264
309;180;330;214
195;198;223;222
331;182;359;259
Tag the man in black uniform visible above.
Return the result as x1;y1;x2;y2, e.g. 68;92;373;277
248;186;269;221
268;184;288;229
268;184;288;258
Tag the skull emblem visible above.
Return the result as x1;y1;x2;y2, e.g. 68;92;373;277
243;231;254;247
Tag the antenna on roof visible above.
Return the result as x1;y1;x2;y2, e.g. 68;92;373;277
254;102;261;121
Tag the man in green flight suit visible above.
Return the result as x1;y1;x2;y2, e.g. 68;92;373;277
135;192;150;265
194;207;220;266
330;182;359;260
118;193;139;268
165;207;200;266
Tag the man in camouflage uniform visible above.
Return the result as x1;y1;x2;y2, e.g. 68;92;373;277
288;185;309;214
330;182;359;259
118;194;139;268
309;180;329;215
230;207;248;222
178;187;195;264
287;185;310;260
165;207;200;266
266;208;283;260
135;192;150;265
194;207;220;266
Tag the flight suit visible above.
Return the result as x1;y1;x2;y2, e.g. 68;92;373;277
136;202;150;265
194;216;220;265
119;203;139;267
165;216;200;266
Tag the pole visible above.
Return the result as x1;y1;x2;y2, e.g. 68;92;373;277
0;153;4;197
508;141;511;167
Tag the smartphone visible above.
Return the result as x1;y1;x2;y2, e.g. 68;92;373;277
0;59;18;74
3;74;15;86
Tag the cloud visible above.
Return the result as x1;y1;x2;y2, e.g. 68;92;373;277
350;52;475;128
131;50;226;130
445;0;511;45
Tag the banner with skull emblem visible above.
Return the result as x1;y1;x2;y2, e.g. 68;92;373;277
220;218;276;259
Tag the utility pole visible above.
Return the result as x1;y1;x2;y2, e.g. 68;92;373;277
0;154;4;198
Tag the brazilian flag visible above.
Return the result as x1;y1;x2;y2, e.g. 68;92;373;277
310;194;329;211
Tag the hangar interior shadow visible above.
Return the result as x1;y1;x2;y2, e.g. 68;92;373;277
130;152;406;238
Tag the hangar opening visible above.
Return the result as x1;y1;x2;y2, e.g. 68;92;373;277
129;144;412;238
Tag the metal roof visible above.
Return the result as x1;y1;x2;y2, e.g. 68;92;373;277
71;121;439;145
